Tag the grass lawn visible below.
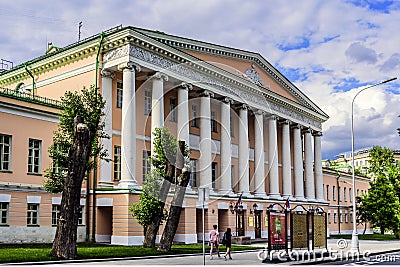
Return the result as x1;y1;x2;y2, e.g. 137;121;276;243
0;243;261;263
329;234;400;241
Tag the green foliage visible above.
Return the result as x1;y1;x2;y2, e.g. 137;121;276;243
43;85;108;193
129;127;189;228
129;171;167;227
360;146;400;233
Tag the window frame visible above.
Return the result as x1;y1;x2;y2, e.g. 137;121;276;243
0;134;11;171
116;81;123;108
189;159;197;188
142;150;151;183
28;139;42;174
113;146;121;181
144;90;152;115
169;97;177;122
0;202;9;225
27;203;39;226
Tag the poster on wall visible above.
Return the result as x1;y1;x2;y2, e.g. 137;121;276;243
269;213;286;246
248;216;254;227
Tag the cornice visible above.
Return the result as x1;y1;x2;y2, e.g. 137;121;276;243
136;28;328;119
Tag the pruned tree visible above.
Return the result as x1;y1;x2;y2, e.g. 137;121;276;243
158;140;190;252
44;86;107;259
130;127;182;248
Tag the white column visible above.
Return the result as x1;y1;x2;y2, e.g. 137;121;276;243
199;90;213;190
219;98;233;195
314;132;324;202
118;62;140;188
304;128;315;200
293;124;305;201
99;69;115;188
238;104;250;197
177;83;192;144
151;72;168;154
268;115;281;199
281;120;293;199
254;110;267;198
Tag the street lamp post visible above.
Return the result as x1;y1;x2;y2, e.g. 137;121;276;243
350;77;397;253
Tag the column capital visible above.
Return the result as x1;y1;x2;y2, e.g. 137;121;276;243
312;131;323;137
221;97;234;104
200;89;214;98
254;109;265;116
101;69;115;79
267;114;279;120
117;61;141;72
278;119;290;125
235;103;249;111
302;127;312;134
154;72;169;81
291;123;304;130
179;82;193;91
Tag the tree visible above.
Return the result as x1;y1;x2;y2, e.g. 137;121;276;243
158;140;190;251
44;86;107;259
360;146;400;235
130;127;181;248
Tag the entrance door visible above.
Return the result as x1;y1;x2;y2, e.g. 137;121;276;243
254;211;262;238
236;211;245;236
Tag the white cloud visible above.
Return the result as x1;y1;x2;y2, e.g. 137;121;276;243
0;0;399;159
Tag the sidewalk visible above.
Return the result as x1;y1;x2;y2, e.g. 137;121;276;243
4;239;400;265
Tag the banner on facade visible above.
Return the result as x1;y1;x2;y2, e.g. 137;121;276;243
248;216;254;227
269;213;286;246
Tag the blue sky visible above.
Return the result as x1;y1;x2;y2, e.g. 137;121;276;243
0;0;399;159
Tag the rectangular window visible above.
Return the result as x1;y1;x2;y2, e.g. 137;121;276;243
189;159;197;187
0;202;9;225
211;111;217;132
231;165;235;192
52;204;61;226
339;212;343;223
211;162;218;189
326;185;330;201
344;187;347;202
345;213;349;223
349;188;352;203
191;105;198;127
144;90;152;115
338;187;341;202
357;189;360;196
116;81;123;108
78;206;84;225
27;203;39;226
142;150;151;183
333;186;336;201
169;98;177;122
28;139;41;174
327;213;331;224
113;146;121;181
333;213;337;223
230;117;234;137
350;212;353;223
0;134;11;171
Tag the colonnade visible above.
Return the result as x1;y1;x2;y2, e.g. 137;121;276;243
99;62;324;202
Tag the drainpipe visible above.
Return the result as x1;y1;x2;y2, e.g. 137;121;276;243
91;32;105;243
24;63;35;97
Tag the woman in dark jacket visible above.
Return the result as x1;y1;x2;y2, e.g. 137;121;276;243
223;228;232;260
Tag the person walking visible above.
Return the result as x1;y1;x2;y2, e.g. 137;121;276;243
222;228;233;260
209;224;220;259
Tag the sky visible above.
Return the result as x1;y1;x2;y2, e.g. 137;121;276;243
1;0;399;160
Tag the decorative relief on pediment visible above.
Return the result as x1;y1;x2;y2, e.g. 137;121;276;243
103;44;321;129
243;64;264;86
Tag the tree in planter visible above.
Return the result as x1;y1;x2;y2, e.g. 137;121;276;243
44;86;107;259
129;127;187;248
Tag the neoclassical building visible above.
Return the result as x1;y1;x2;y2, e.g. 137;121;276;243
0;25;369;244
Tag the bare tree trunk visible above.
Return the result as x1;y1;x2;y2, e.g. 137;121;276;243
158;141;190;252
142;163;175;248
51;116;92;259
